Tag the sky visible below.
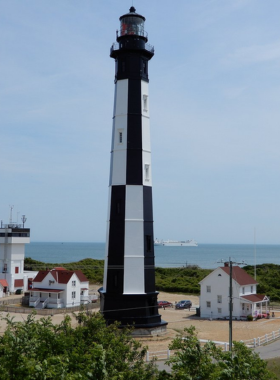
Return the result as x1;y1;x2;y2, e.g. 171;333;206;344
1;0;280;244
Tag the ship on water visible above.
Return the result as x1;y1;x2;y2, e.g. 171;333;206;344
154;239;198;247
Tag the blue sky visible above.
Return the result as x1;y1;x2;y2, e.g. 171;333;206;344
1;0;280;244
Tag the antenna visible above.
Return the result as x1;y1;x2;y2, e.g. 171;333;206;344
21;215;27;228
9;205;14;224
254;227;256;280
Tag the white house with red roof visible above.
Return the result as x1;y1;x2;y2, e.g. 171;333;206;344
199;264;269;320
29;267;90;309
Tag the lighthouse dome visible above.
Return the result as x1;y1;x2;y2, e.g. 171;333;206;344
119;7;146;39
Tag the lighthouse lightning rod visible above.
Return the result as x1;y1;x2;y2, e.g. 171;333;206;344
217;258;246;353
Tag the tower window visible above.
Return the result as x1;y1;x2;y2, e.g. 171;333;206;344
146;235;152;252
143;95;148;112
116;200;121;214
145;164;150;181
119;131;123;143
143;61;147;74
15;267;19;274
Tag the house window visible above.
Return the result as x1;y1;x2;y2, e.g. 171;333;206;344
72;291;76;299
49;293;51;298
206;301;211;308
145;164;150;181
218;308;222;314
251;286;253;293
58;293;60;299
15;267;19;274
242;287;245;294
217;295;222;304
242;303;245;310
72;281;76;287
206;286;211;293
3;263;7;272
143;95;148;112
81;290;84;295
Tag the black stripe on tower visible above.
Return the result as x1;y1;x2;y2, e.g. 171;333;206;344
126;79;142;184
106;185;125;293
143;186;156;293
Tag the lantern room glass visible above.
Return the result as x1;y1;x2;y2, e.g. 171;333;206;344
120;16;145;37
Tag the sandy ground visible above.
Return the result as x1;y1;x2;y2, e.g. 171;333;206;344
1;289;280;354
141;291;280;353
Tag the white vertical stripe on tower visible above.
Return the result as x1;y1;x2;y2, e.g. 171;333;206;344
114;79;128;116
124;257;145;294
123;185;145;293
141;80;152;187
111;115;127;185
111;80;128;186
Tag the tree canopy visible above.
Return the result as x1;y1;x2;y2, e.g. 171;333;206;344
0;312;276;379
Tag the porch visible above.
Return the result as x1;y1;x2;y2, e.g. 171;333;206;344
240;294;269;319
29;288;64;309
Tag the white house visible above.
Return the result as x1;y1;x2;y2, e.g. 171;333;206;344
199;264;269;320
29;267;90;309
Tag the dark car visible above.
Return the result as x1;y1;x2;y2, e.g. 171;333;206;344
175;300;192;310
158;300;173;308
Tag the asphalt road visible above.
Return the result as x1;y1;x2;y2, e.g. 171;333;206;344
155;339;280;373
254;339;280;359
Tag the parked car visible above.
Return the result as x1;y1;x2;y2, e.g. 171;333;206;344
175;300;192;310
158;300;173;308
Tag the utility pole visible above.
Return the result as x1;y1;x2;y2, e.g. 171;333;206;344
218;257;246;353
229;258;233;352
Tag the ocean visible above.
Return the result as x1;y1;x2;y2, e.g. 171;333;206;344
25;242;280;269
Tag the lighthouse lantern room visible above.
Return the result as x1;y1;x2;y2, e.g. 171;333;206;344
99;7;166;334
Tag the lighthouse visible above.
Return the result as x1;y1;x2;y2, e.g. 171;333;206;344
99;7;166;334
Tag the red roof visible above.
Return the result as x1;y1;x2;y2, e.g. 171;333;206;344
0;279;8;288
33;271;49;282
241;294;267;303
14;279;24;287
75;270;88;283
221;266;258;286
33;269;88;285
53;267;66;271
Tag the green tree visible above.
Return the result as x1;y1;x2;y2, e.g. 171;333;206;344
0;311;159;380
167;326;276;380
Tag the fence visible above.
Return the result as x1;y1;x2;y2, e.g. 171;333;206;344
146;329;280;362
0;297;100;315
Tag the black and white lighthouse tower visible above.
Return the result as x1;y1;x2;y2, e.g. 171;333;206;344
99;7;166;333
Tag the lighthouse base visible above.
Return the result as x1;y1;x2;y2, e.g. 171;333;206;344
99;289;167;333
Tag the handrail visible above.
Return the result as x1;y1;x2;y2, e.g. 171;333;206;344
110;42;154;55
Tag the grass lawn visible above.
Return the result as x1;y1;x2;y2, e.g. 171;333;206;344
266;358;280;379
